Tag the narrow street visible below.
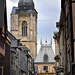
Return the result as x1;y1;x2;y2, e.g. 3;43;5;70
0;0;75;75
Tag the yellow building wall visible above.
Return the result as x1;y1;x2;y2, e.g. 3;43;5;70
35;63;55;74
11;13;37;59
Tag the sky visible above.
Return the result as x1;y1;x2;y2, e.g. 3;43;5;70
6;0;61;54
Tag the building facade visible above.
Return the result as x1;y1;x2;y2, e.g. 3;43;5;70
0;0;11;75
10;0;38;59
35;40;55;75
53;32;60;75
8;31;35;75
53;0;75;75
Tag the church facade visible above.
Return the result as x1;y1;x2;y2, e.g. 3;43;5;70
35;40;55;75
10;0;37;59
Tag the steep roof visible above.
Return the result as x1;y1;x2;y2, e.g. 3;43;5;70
11;0;37;15
35;43;55;63
11;7;37;14
8;31;16;40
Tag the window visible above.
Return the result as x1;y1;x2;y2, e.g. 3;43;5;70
43;66;48;71
43;54;48;62
22;21;27;36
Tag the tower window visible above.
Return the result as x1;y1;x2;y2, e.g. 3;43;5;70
43;54;48;62
22;21;27;36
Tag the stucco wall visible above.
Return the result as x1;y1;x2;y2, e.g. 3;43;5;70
35;63;55;73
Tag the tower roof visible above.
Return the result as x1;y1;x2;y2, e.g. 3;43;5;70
35;44;55;63
11;0;37;15
18;0;34;9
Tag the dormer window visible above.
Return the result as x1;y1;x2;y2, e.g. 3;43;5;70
22;21;27;36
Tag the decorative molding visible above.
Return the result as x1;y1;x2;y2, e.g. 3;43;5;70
34;62;55;64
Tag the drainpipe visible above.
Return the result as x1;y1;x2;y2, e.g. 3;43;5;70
67;0;72;75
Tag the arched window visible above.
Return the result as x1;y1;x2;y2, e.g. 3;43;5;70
43;54;48;62
22;21;27;36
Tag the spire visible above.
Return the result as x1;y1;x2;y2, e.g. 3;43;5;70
51;37;52;45
50;35;52;46
40;35;42;45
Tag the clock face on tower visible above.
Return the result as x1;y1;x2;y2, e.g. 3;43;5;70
43;54;48;62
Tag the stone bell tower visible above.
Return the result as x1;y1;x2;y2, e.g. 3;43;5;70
10;0;38;59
